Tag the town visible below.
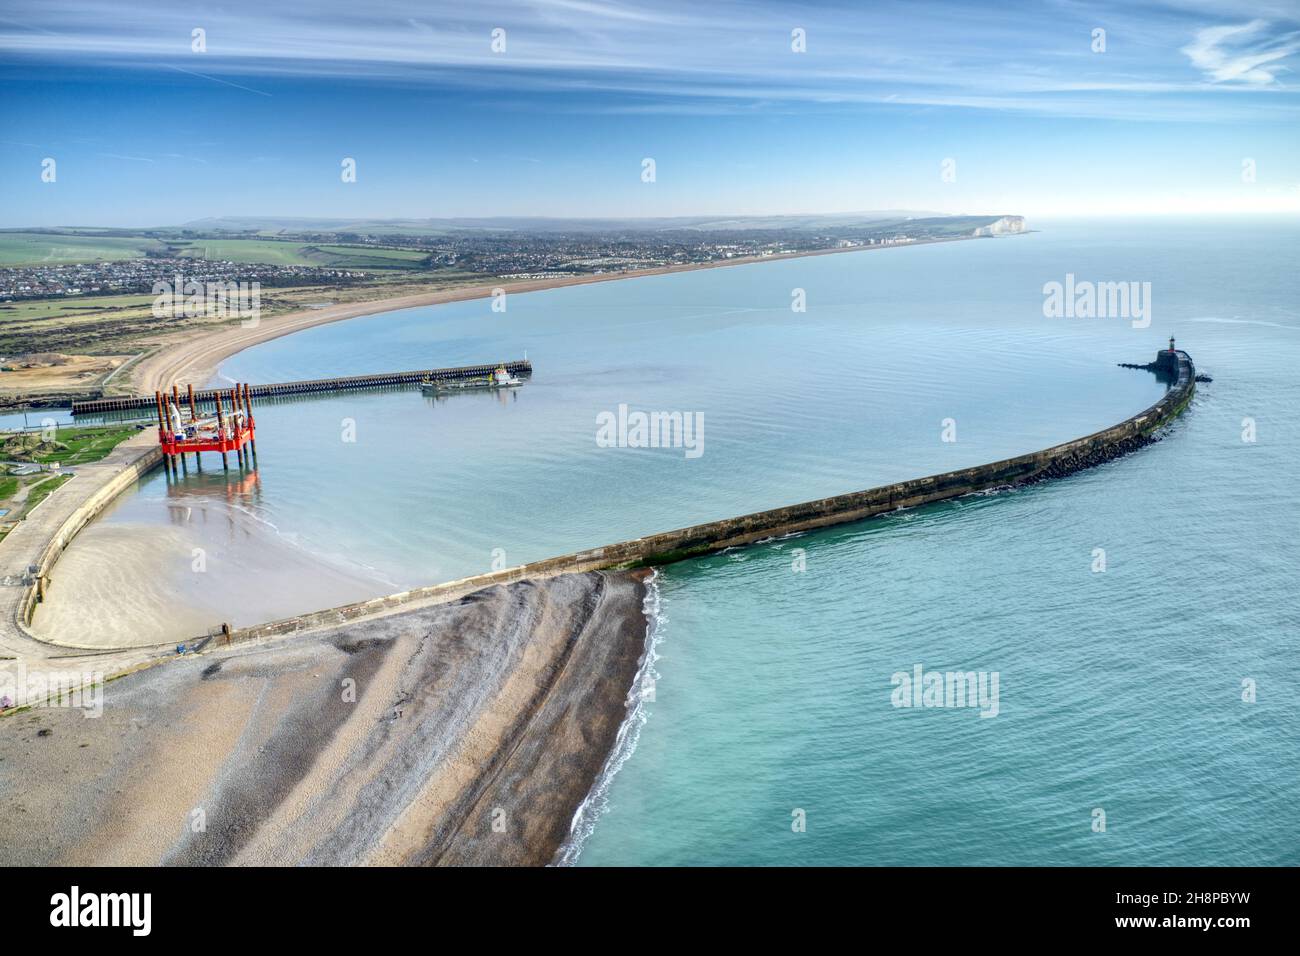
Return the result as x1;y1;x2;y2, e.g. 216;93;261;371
0;258;367;301
0;215;1015;303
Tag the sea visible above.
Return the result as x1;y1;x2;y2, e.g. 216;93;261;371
45;217;1300;865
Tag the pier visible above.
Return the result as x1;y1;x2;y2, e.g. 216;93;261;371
70;359;534;415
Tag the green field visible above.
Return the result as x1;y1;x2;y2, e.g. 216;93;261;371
176;238;429;270
34;424;141;466
0;233;165;266
18;473;73;513
0;227;441;275
175;238;322;265
0;232;432;270
0;464;80;539
0;292;156;324
311;244;429;267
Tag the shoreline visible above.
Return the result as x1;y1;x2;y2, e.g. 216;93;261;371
129;235;978;396
2;233;987;665
27;514;398;648
2;234;997;411
2;295;1193;870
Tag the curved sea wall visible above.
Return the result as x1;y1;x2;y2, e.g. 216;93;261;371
222;351;1195;645
3;434;163;650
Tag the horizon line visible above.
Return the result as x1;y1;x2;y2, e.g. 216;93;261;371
8;209;1300;231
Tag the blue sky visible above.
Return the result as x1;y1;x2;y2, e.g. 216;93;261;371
1;0;1298;226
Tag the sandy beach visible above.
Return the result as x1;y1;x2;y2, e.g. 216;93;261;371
0;570;649;866
30;516;395;648
129;237;973;395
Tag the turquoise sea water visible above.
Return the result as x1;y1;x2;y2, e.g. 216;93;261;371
106;226;1177;590
72;218;1299;865
574;220;1300;867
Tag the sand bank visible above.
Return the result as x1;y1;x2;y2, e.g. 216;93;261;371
0;570;648;866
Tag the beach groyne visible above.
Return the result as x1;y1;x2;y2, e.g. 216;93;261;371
70;359;534;414
213;350;1195;647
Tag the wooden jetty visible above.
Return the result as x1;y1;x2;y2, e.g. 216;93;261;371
71;359;533;415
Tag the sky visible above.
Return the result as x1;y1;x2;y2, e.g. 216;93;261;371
1;0;1298;226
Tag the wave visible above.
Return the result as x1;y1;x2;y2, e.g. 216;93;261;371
552;569;665;866
1187;316;1297;331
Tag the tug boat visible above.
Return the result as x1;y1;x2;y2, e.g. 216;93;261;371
421;366;524;394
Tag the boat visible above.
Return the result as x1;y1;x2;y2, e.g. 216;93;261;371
421;366;524;394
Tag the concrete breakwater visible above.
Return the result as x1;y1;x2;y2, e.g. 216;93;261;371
69;359;534;414
218;350;1195;646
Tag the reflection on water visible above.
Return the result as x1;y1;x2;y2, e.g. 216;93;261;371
421;387;523;410
162;467;264;520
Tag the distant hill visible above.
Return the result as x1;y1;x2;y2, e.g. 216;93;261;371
175;212;1014;235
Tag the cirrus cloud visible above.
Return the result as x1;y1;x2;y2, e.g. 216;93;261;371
1181;19;1300;85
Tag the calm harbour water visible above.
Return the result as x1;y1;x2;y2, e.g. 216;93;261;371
72;218;1300;864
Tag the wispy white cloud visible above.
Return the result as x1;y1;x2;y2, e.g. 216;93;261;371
1181;19;1300;84
96;151;154;164
0;1;1297;121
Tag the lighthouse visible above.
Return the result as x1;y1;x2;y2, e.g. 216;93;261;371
1154;336;1182;375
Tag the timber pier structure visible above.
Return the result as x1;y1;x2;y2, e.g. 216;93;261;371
71;359;533;415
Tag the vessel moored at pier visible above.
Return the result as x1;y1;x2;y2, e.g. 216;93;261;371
71;359;533;415
421;365;524;394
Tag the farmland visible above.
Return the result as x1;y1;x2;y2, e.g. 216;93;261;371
0;233;432;271
175;239;429;269
0;232;165;265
